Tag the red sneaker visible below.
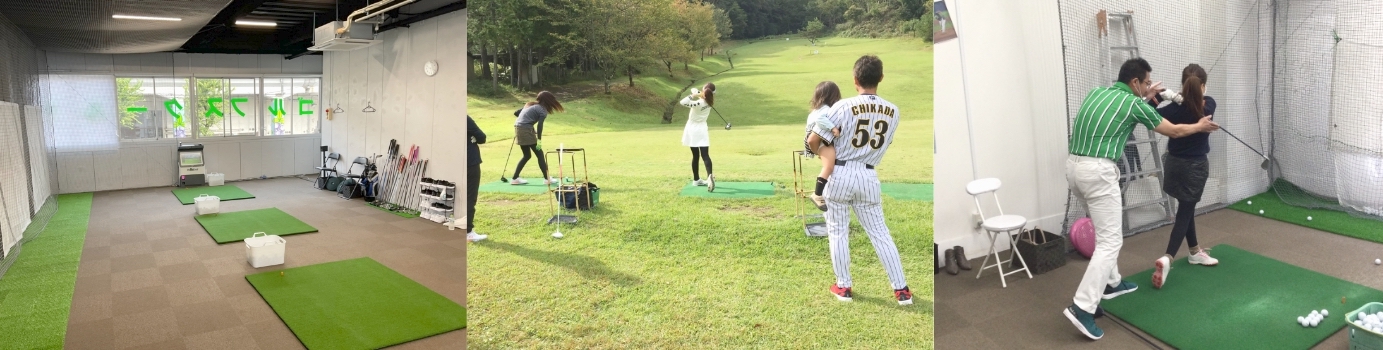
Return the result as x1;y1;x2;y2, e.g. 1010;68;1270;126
830;284;853;302
895;287;913;306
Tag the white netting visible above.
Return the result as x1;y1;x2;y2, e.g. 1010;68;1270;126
1059;0;1383;237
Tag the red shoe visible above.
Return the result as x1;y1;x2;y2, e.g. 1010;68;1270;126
830;284;853;302
895;287;913;306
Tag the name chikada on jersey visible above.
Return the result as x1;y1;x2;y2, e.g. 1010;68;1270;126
849;103;897;118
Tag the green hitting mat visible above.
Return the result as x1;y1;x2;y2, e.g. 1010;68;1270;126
1101;244;1383;350
0;193;91;349
173;185;255;205
194;208;317;244
881;183;933;201
478;180;552;194
246;258;466;350
679;181;776;199
1230;190;1383;245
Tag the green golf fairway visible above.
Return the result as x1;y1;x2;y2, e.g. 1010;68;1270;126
881;183;933;201
679;182;776;198
245;258;466;350
1101;244;1383;350
194;208;317;244
1229;191;1383;244
173;185;255;205
478;180;552;194
0;194;91;349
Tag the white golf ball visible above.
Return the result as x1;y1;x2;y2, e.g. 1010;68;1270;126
1259;210;1265;214
1323;310;1329;317
1248;200;1253;205
1299;316;1307;324
1308;216;1313;221
1311;318;1320;327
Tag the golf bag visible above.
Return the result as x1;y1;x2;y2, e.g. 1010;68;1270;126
554;182;599;210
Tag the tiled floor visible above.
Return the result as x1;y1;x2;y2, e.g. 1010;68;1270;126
63;177;467;350
936;209;1383;349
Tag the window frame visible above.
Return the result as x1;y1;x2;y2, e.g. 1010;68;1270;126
110;74;323;143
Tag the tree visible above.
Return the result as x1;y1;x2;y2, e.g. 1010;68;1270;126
115;78;143;129
712;7;733;44
803;18;825;44
194;79;229;138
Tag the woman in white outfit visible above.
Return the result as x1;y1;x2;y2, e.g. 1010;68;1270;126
681;82;716;191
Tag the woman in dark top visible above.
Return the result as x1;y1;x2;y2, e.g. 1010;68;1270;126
511;91;564;185
467;115;487;242
1152;63;1219;289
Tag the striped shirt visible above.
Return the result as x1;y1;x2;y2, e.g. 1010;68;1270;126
1069;82;1162;160
819;94;898;166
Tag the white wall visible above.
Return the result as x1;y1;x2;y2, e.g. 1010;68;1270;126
934;0;1068;261
322;9;467;185
47;52;324;193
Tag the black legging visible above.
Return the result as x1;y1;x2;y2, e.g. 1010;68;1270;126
467;163;481;232
690;146;713;180
1165;199;1200;257
513;144;549;180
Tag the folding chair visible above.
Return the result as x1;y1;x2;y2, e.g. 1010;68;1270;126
966;178;1032;288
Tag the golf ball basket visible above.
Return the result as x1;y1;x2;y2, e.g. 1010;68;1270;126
545;147;590;227
792;150;827;237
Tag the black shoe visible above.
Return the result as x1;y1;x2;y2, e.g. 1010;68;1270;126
422;177;435;183
954;246;973;271
944;249;960;275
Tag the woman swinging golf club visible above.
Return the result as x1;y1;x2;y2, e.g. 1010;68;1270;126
1152;64;1220;289
511;91;564;185
681;82;716;191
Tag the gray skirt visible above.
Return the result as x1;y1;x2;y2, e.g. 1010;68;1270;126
1162;154;1209;203
515;125;537;146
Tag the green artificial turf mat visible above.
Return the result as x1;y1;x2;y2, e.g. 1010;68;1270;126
679;181;776;198
246;258;466;350
194;208;317;244
1101;244;1383;350
0;193;93;349
1229;190;1383;245
881;183;933;201
172;185;256;205
478;180;552;194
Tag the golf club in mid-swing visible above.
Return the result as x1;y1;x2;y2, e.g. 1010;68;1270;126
693;88;731;130
499;136;516;183
1220;128;1274;170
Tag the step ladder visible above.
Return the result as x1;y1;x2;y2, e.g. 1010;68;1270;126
1101;10;1174;234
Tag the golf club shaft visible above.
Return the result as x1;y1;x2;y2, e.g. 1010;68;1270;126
1221;129;1268;160
712;106;729;125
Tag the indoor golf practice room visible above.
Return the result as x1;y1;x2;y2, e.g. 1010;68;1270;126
934;1;1383;349
0;1;468;349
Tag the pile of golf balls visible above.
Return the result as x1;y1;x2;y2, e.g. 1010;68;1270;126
1354;311;1383;333
1299;309;1328;327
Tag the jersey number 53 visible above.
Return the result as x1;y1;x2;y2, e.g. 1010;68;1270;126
851;119;890;149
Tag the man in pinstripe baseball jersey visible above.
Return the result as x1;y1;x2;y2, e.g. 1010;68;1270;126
1063;58;1219;340
814;55;912;306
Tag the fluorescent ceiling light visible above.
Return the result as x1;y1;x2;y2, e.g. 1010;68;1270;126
236;20;277;27
112;14;181;21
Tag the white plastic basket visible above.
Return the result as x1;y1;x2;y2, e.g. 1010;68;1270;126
194;194;220;215
244;232;286;268
207;173;225;186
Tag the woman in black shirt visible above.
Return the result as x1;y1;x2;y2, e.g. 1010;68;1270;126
1152;64;1220;289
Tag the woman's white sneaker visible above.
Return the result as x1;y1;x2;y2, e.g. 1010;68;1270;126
510;178;528;185
1188;249;1219;266
467;232;488;242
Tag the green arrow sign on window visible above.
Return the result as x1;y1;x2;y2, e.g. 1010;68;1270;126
205;97;224;118
299;99;313;115
268;98;285;125
231;97;248;117
165;99;184;127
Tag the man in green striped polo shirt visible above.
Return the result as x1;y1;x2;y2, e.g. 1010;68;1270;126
1063;58;1220;341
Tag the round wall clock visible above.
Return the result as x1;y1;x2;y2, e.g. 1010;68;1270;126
424;60;439;76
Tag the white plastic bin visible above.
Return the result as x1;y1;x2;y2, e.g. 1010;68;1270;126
245;232;286;268
207;173;225;186
194;194;220;215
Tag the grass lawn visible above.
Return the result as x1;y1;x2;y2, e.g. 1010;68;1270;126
467;36;934;349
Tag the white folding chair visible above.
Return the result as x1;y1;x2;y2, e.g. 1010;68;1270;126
966;178;1032;288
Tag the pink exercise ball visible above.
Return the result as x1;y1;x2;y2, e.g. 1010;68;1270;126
1070;217;1095;258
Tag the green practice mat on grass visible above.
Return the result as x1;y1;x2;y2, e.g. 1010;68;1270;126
679;181;776;198
0;193;92;349
1229;190;1383;244
194;208;317;243
881;183;933;201
173;185;255;205
246;258;466;350
478;180;552;194
1101;244;1383;350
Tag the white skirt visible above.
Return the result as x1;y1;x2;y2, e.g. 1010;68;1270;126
682;121;709;147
